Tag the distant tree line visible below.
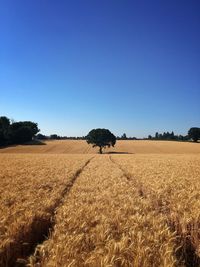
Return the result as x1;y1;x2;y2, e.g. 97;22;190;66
147;128;200;142
36;133;137;141
116;133;137;140
147;131;188;141
36;134;87;140
113;129;200;142
1;115;199;146
37;128;200;143
0;116;40;146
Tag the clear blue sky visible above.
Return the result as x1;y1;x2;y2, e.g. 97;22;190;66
1;0;199;137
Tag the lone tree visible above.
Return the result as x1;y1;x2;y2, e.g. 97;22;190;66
86;128;116;154
188;127;200;142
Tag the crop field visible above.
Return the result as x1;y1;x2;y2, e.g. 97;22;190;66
0;154;92;266
0;140;200;154
0;141;200;267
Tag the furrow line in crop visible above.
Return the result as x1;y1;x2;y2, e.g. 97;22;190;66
27;156;177;266
109;156;148;198
0;157;94;267
110;156;200;267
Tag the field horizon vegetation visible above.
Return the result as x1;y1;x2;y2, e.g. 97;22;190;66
0;117;200;266
1;116;200;151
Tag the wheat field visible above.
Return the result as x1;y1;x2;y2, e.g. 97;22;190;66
0;141;200;266
0;140;200;154
0;154;92;266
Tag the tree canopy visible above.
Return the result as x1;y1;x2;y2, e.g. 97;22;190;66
0;116;10;145
188;127;200;142
86;128;116;154
0;116;40;146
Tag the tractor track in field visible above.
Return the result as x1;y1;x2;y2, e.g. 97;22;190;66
109;155;147;197
1;157;94;267
109;155;200;267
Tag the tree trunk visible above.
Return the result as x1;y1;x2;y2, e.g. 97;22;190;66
99;146;103;154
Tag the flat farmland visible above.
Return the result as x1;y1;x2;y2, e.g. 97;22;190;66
0;154;92;267
0;141;200;267
0;140;200;154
